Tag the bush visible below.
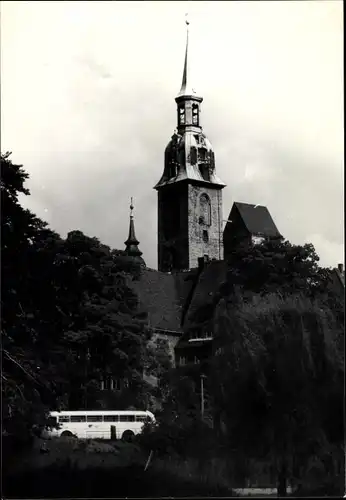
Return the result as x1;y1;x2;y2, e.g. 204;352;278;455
138;415;219;460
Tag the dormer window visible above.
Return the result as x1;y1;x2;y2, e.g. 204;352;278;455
192;104;199;125
199;148;207;161
179;106;185;125
199;165;210;182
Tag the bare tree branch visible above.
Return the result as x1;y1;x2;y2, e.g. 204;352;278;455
2;349;42;385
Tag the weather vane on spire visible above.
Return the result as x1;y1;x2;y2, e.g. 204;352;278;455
130;197;134;218
185;12;190;27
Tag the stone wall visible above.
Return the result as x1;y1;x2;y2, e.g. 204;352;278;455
188;184;223;269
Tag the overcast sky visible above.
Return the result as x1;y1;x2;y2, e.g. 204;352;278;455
2;1;343;269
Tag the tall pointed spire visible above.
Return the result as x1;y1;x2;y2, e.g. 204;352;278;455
177;14;197;98
124;197;143;257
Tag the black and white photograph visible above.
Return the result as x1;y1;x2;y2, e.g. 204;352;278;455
1;1;344;498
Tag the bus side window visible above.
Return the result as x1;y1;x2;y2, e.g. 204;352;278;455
70;415;86;423
104;415;119;422
87;415;102;422
120;415;135;422
59;416;70;423
135;416;147;422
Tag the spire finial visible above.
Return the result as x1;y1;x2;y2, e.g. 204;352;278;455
185;12;190;29
130;197;134;218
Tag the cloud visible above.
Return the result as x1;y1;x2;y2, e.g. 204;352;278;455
2;1;343;269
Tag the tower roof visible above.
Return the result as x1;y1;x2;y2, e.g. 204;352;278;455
176;17;202;101
124;198;143;258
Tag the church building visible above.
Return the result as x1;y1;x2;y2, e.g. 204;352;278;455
121;23;282;373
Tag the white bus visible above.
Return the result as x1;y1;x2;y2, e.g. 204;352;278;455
44;410;155;441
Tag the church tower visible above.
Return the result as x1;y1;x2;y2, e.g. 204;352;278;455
154;21;226;272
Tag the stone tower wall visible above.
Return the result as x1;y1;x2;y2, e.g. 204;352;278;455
157;182;223;272
187;184;223;269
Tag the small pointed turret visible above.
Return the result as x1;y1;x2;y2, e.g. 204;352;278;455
124;198;143;258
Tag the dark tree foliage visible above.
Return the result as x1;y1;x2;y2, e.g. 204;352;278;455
210;293;344;495
225;236;331;299
1;153;153;443
182;236;343;494
190;236;341;331
1;152;64;438
56;229;151;410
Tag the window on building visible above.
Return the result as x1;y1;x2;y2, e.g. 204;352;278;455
199;147;207;161
179;357;186;366
100;377;122;391
194;356;200;364
199;194;211;226
203;230;209;243
199;164;210;182
110;378;121;391
179;106;185;125
192;104;199;125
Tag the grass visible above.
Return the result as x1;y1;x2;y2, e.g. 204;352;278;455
3;436;237;498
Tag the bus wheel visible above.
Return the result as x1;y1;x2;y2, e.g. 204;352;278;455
122;430;134;443
61;431;74;437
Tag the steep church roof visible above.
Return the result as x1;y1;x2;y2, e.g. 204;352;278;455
182;260;228;331
228;202;281;238
130;269;197;333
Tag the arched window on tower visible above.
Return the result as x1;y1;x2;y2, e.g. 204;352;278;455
192;104;199;125
178;106;185;125
199;193;211;226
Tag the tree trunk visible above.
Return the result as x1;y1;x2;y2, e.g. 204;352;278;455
213;409;222;437
277;459;287;497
